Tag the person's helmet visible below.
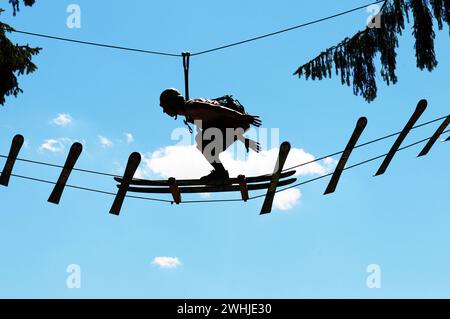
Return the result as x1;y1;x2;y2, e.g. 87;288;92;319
160;88;182;108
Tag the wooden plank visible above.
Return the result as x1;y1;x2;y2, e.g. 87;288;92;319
418;115;450;157
0;134;24;187
238;175;249;202
168;177;181;204
375;99;427;176
260;142;291;215
324;117;368;195
125;178;297;194
114;170;296;186
48;143;83;204
109;152;141;216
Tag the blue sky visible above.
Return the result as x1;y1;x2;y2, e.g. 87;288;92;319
0;0;449;298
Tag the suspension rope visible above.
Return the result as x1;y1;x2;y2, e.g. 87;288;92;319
251;128;450;200
191;1;386;56
10;1;386;58
10;29;182;57
282;114;449;172
1;114;448;180
2;128;448;205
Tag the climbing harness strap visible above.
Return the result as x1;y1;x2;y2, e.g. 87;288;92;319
182;52;194;134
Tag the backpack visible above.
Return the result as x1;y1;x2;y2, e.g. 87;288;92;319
212;95;246;114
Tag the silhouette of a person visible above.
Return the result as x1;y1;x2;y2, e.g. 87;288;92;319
159;88;262;180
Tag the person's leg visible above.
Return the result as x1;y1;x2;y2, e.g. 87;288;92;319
211;162;226;173
210;127;228;173
197;128;228;177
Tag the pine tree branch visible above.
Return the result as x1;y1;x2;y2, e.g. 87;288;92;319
0;7;41;105
294;0;449;102
9;0;36;16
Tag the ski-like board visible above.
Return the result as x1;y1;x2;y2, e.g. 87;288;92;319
114;170;296;186
375;99;427;176
324;117;368;195
124;177;297;194
110;152;141;216
260;141;291;215
48;142;83;204
0;134;24;187
418;115;450;157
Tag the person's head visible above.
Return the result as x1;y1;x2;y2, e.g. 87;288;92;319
159;88;185;118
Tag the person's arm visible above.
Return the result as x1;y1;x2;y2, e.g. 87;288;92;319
186;101;240;119
236;135;262;153
186;101;262;127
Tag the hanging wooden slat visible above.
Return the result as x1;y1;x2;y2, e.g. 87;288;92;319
260;142;291;215
418;115;450;157
375;99;427;176
0;134;24;187
48;142;83;204
324;117;367;195
109;152;141;216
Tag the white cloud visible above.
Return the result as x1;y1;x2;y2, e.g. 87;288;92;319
138;144;336;211
219;147;327;178
38;138;78;153
98;135;113;148
51;113;73;126
134;166;147;179
141;145;329;179
39;139;65;153
152;257;181;269
142;145;211;180
125;133;134;144
323;156;338;172
38;137;83;154
274;188;301;211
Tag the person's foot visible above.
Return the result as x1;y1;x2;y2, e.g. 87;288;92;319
200;169;230;184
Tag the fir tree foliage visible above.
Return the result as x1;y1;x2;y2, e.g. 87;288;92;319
294;0;449;102
9;0;35;16
0;1;40;105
